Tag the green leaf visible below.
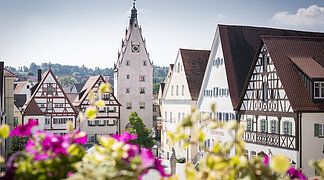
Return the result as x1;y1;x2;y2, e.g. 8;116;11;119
0;124;10;139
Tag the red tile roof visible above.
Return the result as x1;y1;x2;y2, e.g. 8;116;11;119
24;99;44;116
218;24;324;110
4;68;16;77
290;57;324;79
180;48;210;100
261;36;324;111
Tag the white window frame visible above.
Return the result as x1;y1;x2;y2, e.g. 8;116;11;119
314;82;324;99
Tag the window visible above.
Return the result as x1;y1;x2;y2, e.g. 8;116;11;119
126;103;132;110
270;120;278;133
126;88;130;93
126;60;130;66
218;112;222;121
314;82;324;99
283;121;292;135
178;62;180;73
153;106;157;112
165;111;167;122
260;119;267;133
103;93;110;100
27;85;30;89
225;113;229;121
263;83;268;101
143;60;147;66
170;112;172;123
171;86;174;95
176;85;179;95
127;74;130;79
314;124;324;137
182;85;184;95
14;117;18;126
139;75;145;82
48;85;53;94
47;102;53;110
263;55;267;71
247;118;252;131
244;149;249;159
178;112;181;124
270;89;275;99
250;151;257;158
140;102;145;109
140;87;145;94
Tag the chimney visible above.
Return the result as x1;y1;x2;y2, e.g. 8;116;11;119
37;69;42;82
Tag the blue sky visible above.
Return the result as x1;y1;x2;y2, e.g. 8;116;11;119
1;0;324;68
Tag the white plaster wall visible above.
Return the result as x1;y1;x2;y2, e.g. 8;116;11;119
301;113;324;176
245;142;297;164
196;31;235;156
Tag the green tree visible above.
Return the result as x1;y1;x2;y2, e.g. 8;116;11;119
125;112;155;148
7;136;28;158
153;83;160;94
58;76;77;87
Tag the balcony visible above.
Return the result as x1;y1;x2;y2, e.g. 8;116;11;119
242;130;297;150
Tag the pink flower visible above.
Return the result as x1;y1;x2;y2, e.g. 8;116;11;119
140;148;155;168
34;154;50;160
10;120;38;136
73;131;87;144
287;167;306;180
113;131;137;142
138;148;170;179
264;155;269;166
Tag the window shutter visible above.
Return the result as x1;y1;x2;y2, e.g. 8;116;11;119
276;121;279;134
259;120;262;131
265;120;268;133
282;122;285;134
88;120;90;126
314;124;319;137
250;119;253;131
289;122;292;135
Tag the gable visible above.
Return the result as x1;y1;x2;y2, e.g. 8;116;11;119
240;45;292;113
24;70;76;115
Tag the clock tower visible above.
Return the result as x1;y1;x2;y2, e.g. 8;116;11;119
114;1;153;132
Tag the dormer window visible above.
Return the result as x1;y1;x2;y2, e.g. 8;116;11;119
314;82;324;99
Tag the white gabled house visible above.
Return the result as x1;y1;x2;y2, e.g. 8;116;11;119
162;48;209;161
22;69;77;134
238;36;324;177
73;75;121;145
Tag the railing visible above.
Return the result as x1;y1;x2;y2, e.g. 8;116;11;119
242;130;296;150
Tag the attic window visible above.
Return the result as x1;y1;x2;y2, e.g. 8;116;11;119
314;82;324;99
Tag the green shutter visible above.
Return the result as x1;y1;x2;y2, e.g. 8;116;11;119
276;121;279;134
259;120;262;131
289;122;292;135
314;124;319;137
88;120;90;126
265;120;268;133
282;122;285;134
250;119;253;131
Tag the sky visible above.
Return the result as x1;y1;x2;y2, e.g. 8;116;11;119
1;0;324;69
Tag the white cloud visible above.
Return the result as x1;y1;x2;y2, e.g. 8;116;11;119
270;5;324;27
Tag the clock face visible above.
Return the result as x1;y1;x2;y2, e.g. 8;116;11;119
132;45;139;53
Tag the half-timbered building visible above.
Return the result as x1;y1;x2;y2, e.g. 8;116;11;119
23;69;77;134
238;36;324;176
73;75;121;144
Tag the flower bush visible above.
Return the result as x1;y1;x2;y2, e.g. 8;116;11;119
0;83;322;180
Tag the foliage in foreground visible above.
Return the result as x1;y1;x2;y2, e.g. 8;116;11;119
167;105;323;180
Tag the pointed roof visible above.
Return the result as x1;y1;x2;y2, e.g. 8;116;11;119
73;75;121;107
24;99;44;116
218;24;324;110
261;36;324;111
14;94;27;109
23;69;76;114
4;68;16;77
180;48;210;100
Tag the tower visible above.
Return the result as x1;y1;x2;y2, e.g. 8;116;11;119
114;1;153;132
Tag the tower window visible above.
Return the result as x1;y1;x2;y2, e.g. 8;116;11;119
140;87;145;94
126;88;130;93
126;60;130;66
127;74;130;79
139;75;145;82
140;102;145;109
143;60;147;66
126;103;132;109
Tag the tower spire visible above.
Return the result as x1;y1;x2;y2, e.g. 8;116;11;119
130;0;137;25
